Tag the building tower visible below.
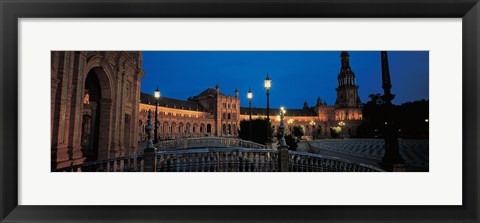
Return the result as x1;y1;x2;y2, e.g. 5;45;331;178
333;51;362;138
335;51;361;109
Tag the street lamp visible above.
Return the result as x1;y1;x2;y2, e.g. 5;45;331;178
153;86;160;144
379;51;404;171
338;121;345;139
247;89;253;140
310;120;316;137
264;74;272;145
278;106;287;147
264;74;271;120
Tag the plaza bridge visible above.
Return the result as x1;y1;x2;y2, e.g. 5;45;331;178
56;136;384;172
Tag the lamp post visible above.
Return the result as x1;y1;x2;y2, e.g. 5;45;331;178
338;121;345;139
264;74;272;145
379;51;404;171
278;107;287;147
247;89;253;140
153;86;160;144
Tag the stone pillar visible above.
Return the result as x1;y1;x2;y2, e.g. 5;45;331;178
277;107;289;172
278;145;289;172
143;110;157;172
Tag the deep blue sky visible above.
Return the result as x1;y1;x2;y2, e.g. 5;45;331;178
140;51;429;109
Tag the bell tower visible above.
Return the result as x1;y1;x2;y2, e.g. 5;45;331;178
335;51;361;109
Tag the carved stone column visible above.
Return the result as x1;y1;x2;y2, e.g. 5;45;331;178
143;110;157;172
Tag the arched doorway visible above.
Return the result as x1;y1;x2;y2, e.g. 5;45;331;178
81;68;112;162
82;70;101;162
206;124;212;135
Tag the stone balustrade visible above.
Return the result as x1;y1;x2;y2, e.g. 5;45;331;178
155;148;278;172
54;154;143;172
288;150;384;172
55;137;383;172
154;137;266;151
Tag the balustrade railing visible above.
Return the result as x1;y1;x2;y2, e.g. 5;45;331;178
154;137;266;151
55;147;384;172
155;148;278;172
54;154;143;172
288;150;384;172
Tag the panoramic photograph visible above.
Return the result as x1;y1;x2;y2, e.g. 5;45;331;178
51;51;429;172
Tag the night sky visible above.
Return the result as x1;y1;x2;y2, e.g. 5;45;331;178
140;51;429;109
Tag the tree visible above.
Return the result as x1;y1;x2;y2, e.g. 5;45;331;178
330;127;341;139
238;119;274;145
284;134;299;151
292;125;305;138
312;126;322;140
358;94;429;139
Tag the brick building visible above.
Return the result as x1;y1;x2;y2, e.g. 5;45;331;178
51;51;144;169
138;84;240;141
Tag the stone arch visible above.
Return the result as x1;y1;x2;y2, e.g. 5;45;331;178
163;121;168;135
84;57;115;100
82;66;113;161
207;124;212;134
171;122;177;134
193;123;198;134
186;123;191;135
178;122;184;135
200;123;205;134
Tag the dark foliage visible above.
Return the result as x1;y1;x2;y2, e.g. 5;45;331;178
284;134;299;151
238;119;274;145
312;126;322;139
358;94;429;139
330;127;340;139
292;125;305;138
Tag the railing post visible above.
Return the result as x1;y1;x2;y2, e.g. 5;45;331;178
278;145;289;172
143;147;156;172
277;107;289;172
143;110;157;172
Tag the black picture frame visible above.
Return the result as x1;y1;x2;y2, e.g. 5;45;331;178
1;0;479;222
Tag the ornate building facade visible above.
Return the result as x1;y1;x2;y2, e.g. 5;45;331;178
51;51;144;169
137;51;363;142
138;85;241;141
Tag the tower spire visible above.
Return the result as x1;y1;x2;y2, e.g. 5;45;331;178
338;51;356;87
335;51;360;109
303;100;309;109
341;51;350;69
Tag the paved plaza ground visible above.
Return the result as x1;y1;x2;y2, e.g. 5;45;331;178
300;139;429;171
